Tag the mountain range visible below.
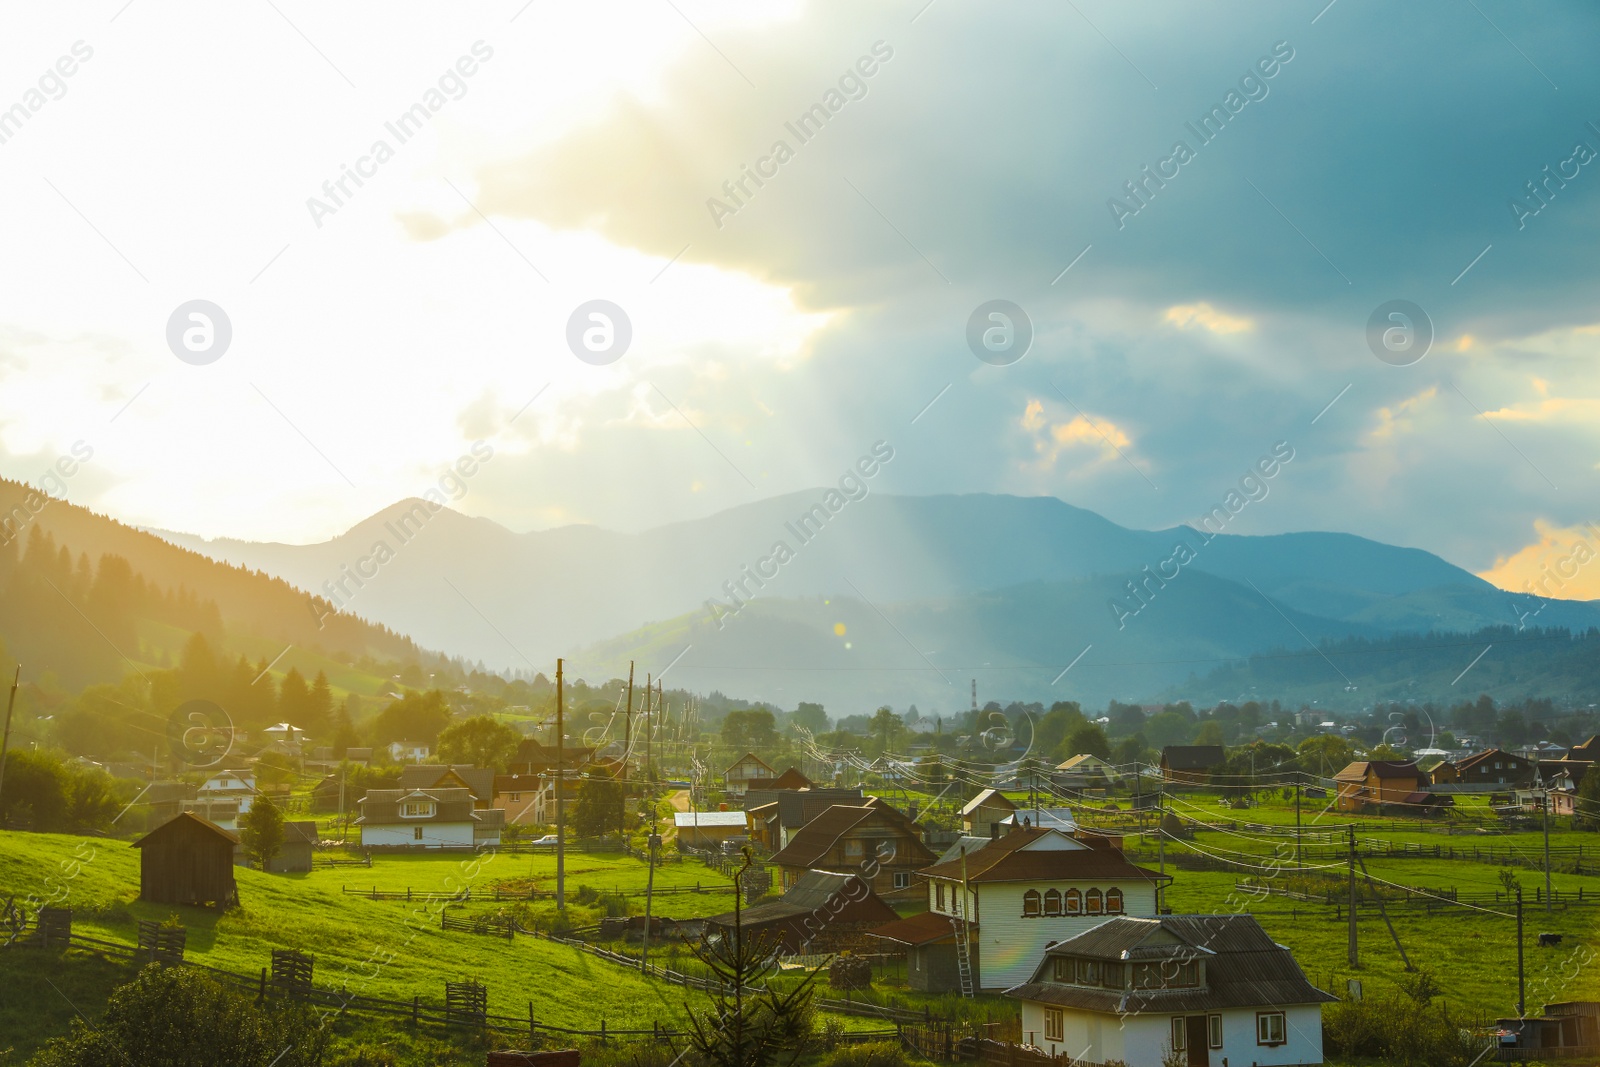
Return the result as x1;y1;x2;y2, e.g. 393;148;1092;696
152;491;1600;713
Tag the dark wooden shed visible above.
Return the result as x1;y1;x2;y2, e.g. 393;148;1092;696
132;811;239;907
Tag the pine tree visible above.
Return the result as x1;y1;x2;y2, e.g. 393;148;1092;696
239;794;284;869
683;852;820;1067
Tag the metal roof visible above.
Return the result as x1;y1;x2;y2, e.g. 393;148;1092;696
673;811;749;828
1006;914;1336;1013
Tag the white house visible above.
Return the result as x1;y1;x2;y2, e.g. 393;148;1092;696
357;787;498;848
197;771;256;816
1006;914;1336;1067
911;825;1170;991
386;740;431;763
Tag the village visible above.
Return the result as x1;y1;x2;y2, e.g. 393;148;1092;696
4;677;1600;1067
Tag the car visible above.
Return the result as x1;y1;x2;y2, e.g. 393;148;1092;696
531;834;559;846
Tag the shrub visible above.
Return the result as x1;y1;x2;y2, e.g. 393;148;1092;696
1323;995;1485;1067
824;1041;906;1067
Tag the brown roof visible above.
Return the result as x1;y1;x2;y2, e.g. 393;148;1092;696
284;821;319;844
868;909;960;947
357;787;479;825
399;764;495;801
1457;748;1528;773
132;811;240;847
1005;914;1336;1014
705;870;898;929
745;767;814;791
1334;760;1426;782
920;827;1167;886
768;803;934;870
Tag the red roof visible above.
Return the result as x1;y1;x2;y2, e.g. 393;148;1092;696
868;910;960;947
920;827;1167;885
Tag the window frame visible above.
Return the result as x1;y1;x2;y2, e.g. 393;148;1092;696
1209;1014;1223;1049
936;883;946;911
1171;1017;1186;1051
893;871;911;890
400;801;436;819
1023;889;1042;917
1044;1009;1064;1042
1053;957;1072;982
413;826;424;841
1105;888;1124;914
1256;1011;1286;1047
1075;959;1102;986
1086;888;1103;915
1064;888;1082;915
1043;889;1062;916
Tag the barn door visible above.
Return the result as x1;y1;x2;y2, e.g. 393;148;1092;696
1184;1015;1210;1067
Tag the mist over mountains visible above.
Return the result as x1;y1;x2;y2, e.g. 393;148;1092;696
152;491;1600;712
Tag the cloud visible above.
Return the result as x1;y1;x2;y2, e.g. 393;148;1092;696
1021;398;1141;474
1163;302;1253;334
1478;518;1600;599
1364;386;1438;444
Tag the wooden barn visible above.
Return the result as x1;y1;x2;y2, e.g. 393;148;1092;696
132;812;239;907
267;821;319;873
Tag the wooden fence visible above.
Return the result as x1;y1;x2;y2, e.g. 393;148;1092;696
342;882;740;903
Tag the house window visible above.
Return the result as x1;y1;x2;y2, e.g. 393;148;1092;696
1043;889;1061;916
936;883;946;911
1171;1018;1186;1051
1064;889;1081;915
893;872;911;890
1106;888;1124;915
401;801;436;818
1209;1015;1223;1049
845;840;864;857
1102;963;1123;990
1075;959;1101;985
1086;889;1103;915
413;826;423;841
1257;1012;1286;1046
508;792;520;802
1023;890;1042;917
1053;957;1072;982
1044;1009;1064;1042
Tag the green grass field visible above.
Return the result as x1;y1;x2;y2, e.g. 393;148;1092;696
0;833;741;1059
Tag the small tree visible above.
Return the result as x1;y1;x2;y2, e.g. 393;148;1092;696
572;776;628;838
683;852;820;1067
240;793;284;870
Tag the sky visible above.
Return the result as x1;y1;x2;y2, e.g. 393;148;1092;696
2;0;1599;600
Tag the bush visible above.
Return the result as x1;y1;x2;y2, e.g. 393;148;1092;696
29;964;330;1067
1323;995;1485;1067
824;1041;906;1067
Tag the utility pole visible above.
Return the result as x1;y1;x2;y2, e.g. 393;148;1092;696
1347;825;1358;967
1539;767;1553;912
0;666;19;817
1156;781;1165;913
1295;781;1303;870
556;658;566;913
1516;887;1526;1017
642;826;660;969
644;673;652;784
624;661;634;767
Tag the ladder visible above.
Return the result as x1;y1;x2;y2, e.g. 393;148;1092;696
949;898;975;997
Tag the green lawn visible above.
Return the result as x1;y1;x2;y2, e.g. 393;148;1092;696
0;832;734;1060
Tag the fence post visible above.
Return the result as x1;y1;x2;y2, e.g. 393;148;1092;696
413;995;419;1026
259;967;267;1001
529;1002;535;1045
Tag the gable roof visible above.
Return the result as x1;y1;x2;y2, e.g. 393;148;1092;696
1006;914;1336;1014
1160;746;1224;771
132;811;240;847
1000;808;1079;831
725;752;775;776
920;826;1166;886
745;767;814;790
1334;759;1426;782
1457;748;1529;773
768;802;934;870
703;869;899;931
961;788;1017;817
1056;754;1115;773
868;909;960;947
399;764;495;801
357;787;478;825
283;821;319;845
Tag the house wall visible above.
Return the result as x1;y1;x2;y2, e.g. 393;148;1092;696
361;822;475;848
1019;1003;1324;1067
908;942;969;993
953;880;1159;990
